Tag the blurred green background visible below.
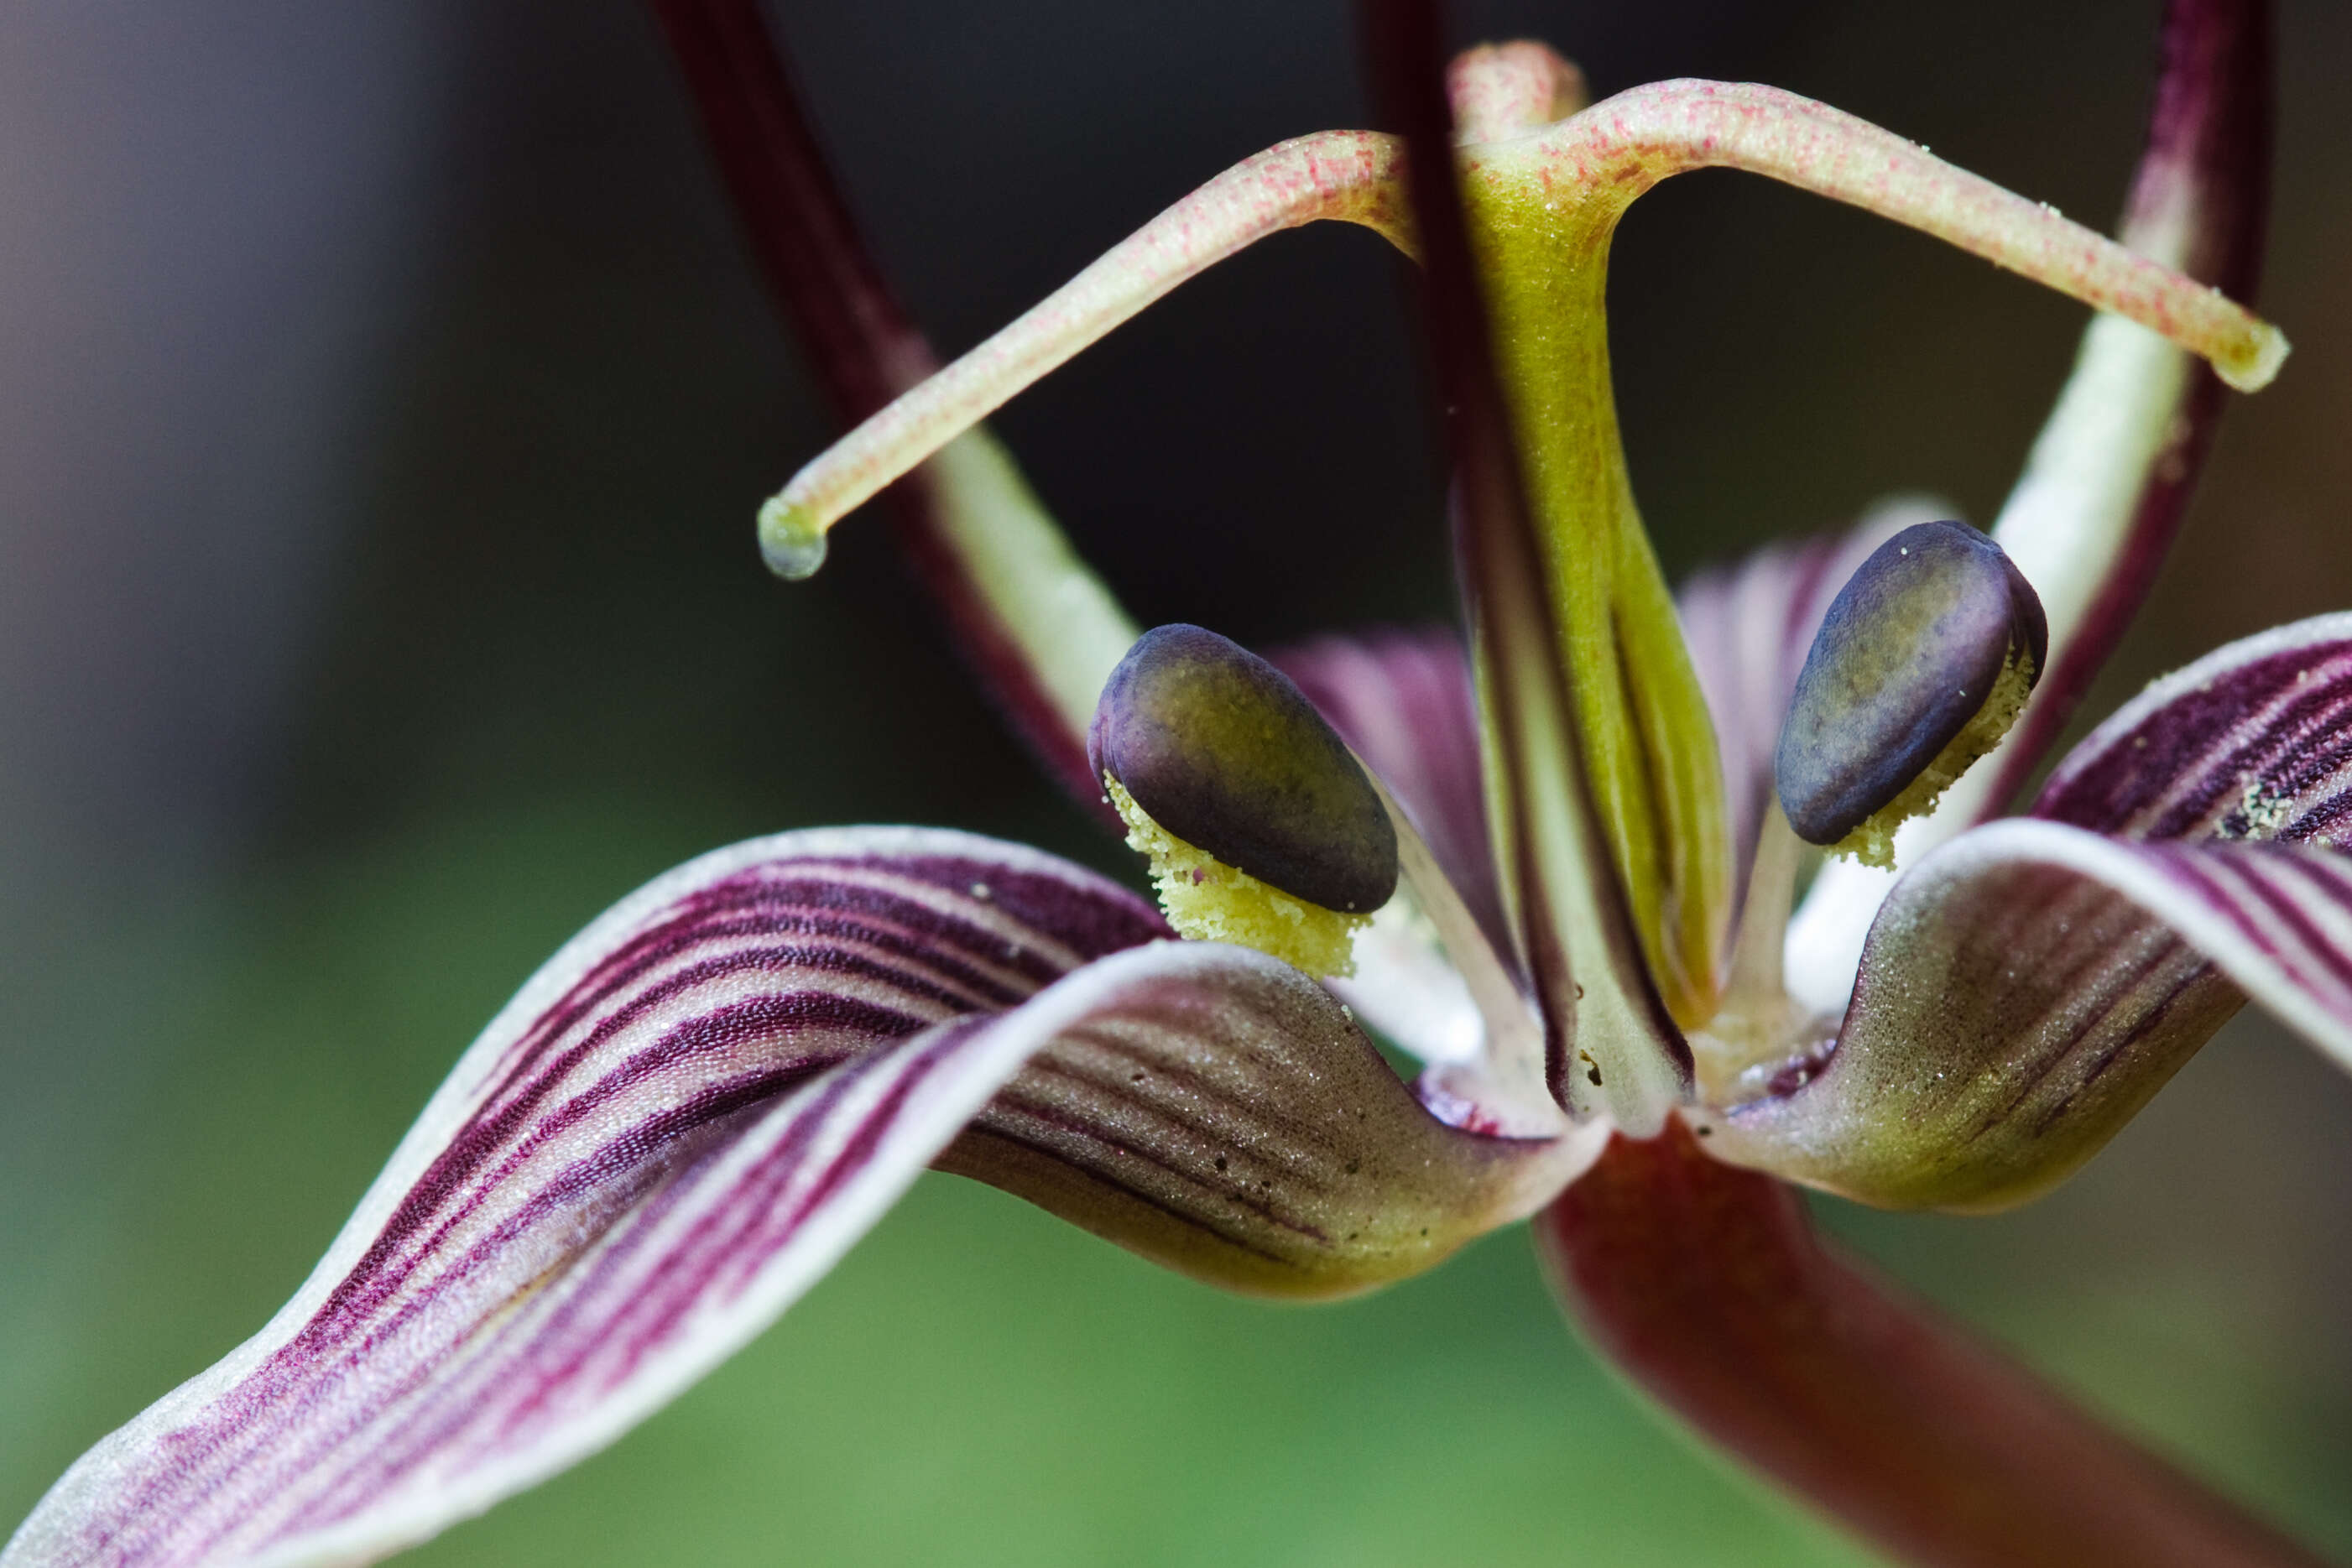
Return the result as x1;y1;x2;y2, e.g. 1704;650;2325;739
5;1;2352;1562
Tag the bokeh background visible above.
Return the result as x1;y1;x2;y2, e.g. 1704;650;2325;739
5;1;2351;1562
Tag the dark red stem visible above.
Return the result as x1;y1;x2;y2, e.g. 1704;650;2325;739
1985;0;2272;813
1355;0;1686;1105
643;0;1108;810
1357;0;1562;1102
1539;1126;2329;1568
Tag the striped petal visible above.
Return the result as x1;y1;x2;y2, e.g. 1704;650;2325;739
2032;612;2352;843
3;830;1154;1568
1703;826;2352;1211
8;826;1593;1568
1697;615;2352;1210
946;943;1602;1296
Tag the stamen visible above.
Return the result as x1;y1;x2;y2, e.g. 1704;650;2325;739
1690;801;1820;1107
1725;801;1805;1012
1776;522;2047;868
1092;625;1400;974
1368;774;1551;1086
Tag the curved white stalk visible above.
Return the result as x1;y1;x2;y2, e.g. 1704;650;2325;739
759;131;1414;577
763;76;2288;1033
1475;79;2283;392
769;78;2285;581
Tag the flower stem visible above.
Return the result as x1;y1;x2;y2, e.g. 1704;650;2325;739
1538;1123;2330;1568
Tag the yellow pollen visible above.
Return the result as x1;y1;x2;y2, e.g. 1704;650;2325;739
1831;646;2037;870
1105;777;1367;977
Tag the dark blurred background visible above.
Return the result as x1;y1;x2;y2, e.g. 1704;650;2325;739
5;2;2350;1563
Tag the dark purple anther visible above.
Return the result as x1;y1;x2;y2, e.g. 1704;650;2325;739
1090;625;1400;913
1776;522;2047;850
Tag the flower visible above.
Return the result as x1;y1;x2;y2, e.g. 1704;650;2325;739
5;2;2341;1566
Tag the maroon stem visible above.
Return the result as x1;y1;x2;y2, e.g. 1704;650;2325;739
643;0;1108;810
1537;1125;2329;1568
1355;0;1687;1107
1984;0;2272;813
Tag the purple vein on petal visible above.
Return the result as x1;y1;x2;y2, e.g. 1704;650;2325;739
977;1077;1334;1253
344;854;1157;1296
942;949;1605;1293
12;828;1605;1568
2035;614;2352;844
3;829;1170;1568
